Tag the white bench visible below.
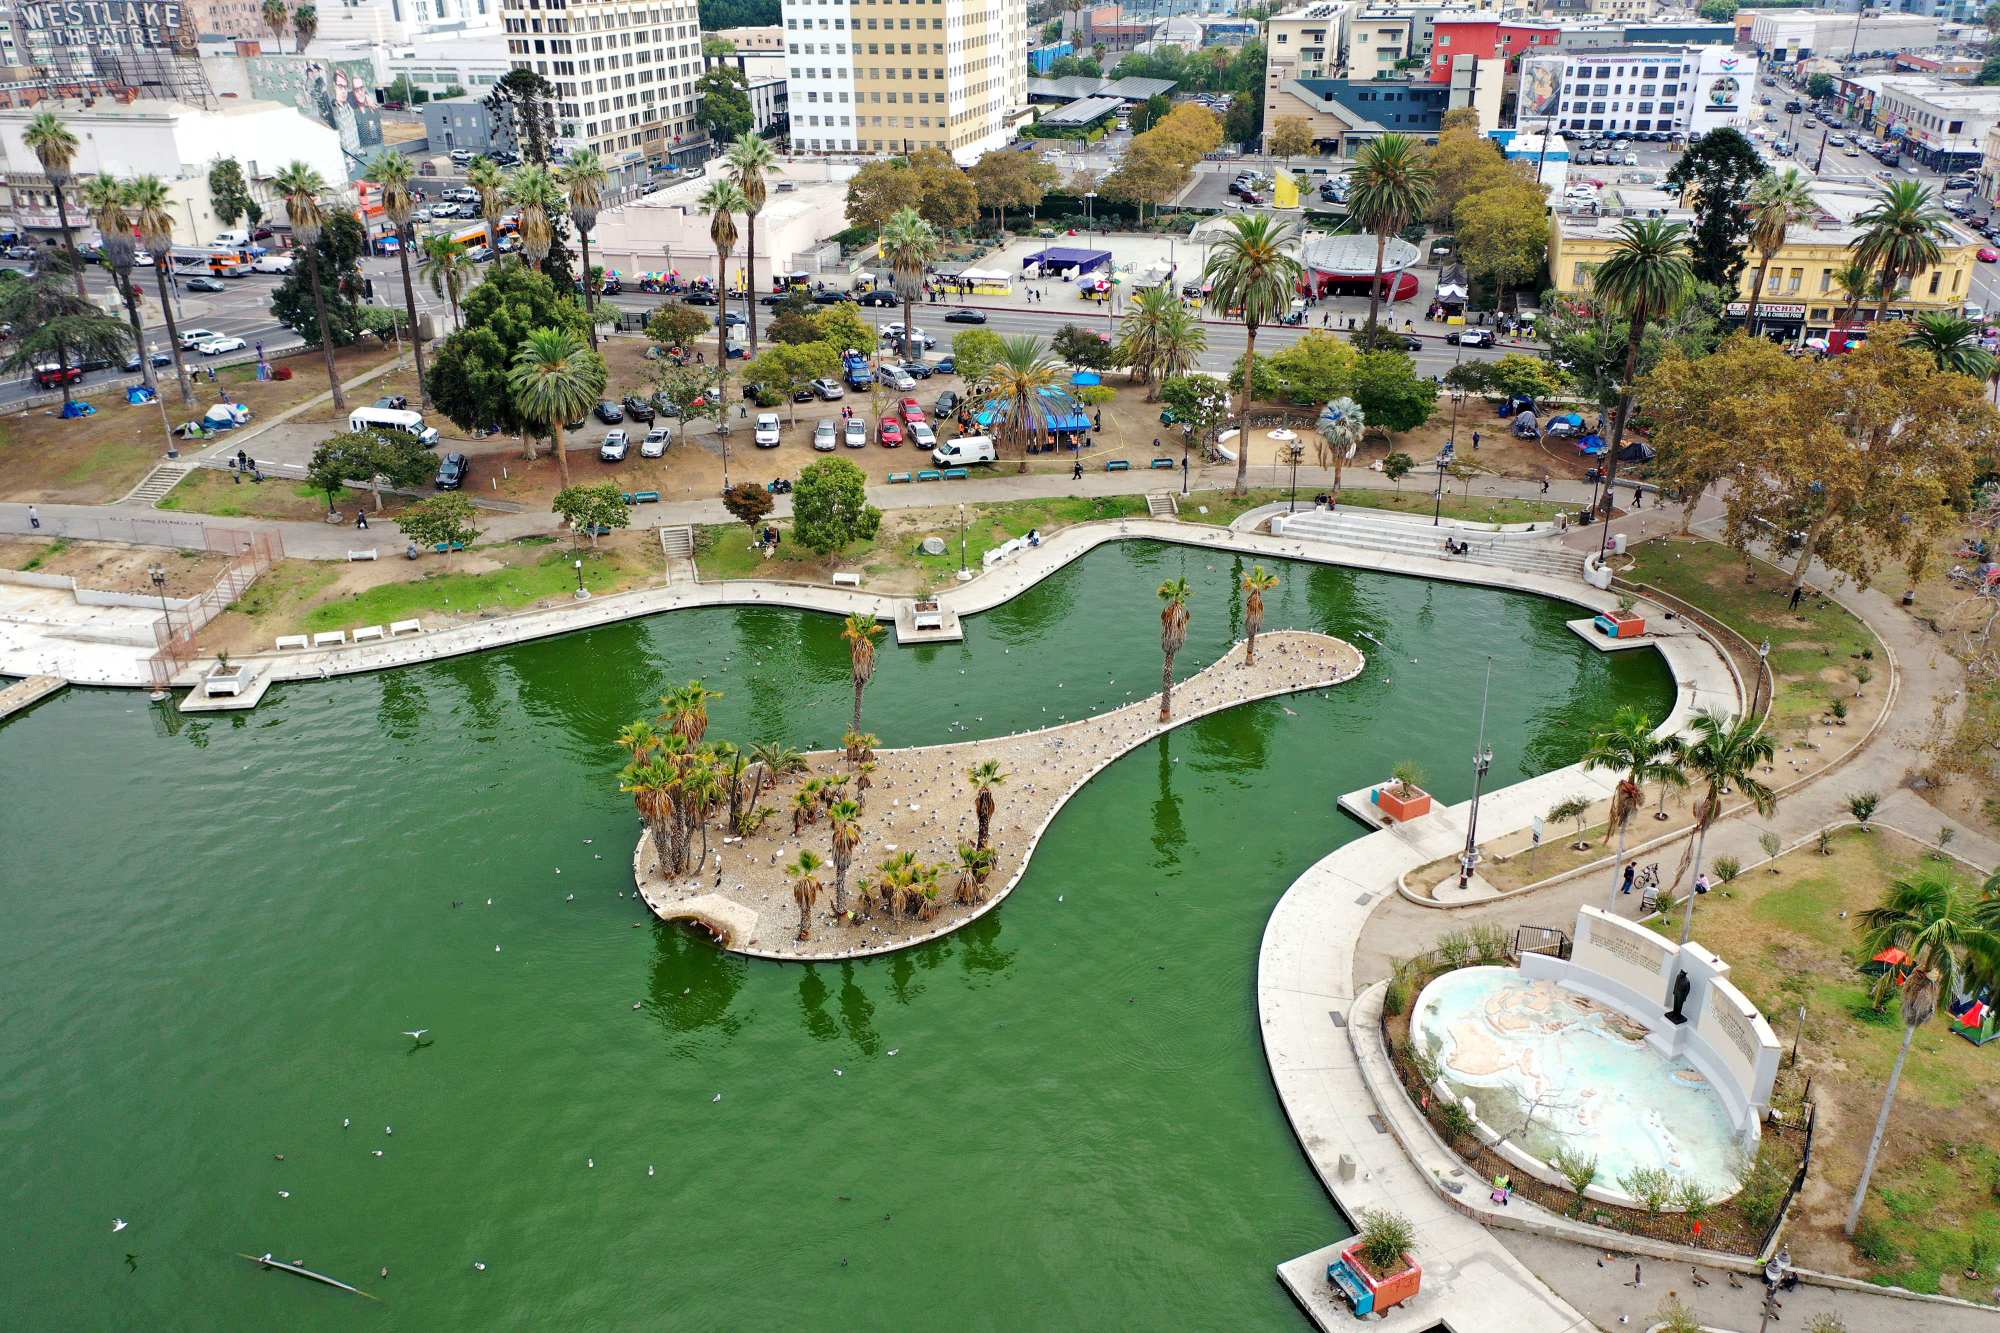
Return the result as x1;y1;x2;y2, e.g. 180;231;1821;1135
274;634;309;651
832;571;861;588
352;624;386;643
389;619;423;636
347;548;378;562
312;630;347;648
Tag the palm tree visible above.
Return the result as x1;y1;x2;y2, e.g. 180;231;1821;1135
507;164;561;272
840;611;884;736
366;150;430;407
879;206;942;362
724;134;779;356
746;739;800;820
273;161;347;410
1345;133;1436;332
615;718;662;764
1582;706;1687;908
1671;709;1777;951
788;849;826;941
82;177;154;395
507;325;605;489
125;175;195;406
1742;168;1817;338
261;0;289;50
23;111;85;297
1588;218;1695;551
619;758;677;865
1157;577;1193;723
466;157;508;256
1901;311;1996;380
827;798;861;920
700;179;746;422
1845;867;2000;1235
1833;260;1887;332
291;2;317;50
557;149;609;348
969;334;1065;471
953;843;997;905
1851;180;1950;321
1200;213;1303;494
1150;301;1206;394
967;760;1006;849
420;234;474;331
1114;285;1208;400
1241;565;1279;665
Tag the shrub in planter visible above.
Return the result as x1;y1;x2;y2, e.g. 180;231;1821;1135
1354;1207;1417;1276
1378;759;1431;820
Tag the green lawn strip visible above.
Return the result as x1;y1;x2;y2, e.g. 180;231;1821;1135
158;469;362;519
297;549;634;633
224;560;340;620
1624;536;1877;730
900;494;1148;581
1642;828;1998;1288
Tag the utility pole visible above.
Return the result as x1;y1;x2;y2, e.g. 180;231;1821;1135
1456;657;1496;893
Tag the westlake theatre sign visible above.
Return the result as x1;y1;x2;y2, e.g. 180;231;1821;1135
19;2;186;48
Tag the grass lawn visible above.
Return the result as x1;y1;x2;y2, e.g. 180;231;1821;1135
1623;535;1881;733
294;545;650;633
156;468;402;522
1644;827;2000;1296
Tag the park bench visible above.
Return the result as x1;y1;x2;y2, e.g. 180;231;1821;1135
312;631;347;648
1150;458;1174;469
389;619;423;636
1106;459;1131;472
274;634;309;651
888;472;912;483
941;467;968;480
347;547;378;560
831;572;861;588
917;469;942;482
433;541;466;553
633;490;661;504
352;625;386;643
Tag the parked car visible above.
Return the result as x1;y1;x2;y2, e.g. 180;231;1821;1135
908;421;936;450
598;430;630;461
899;360;934;379
858;290;899;307
435;451;470;488
844;417;867;448
810;377;845;400
813;291;850;305
718;310;746;327
943;309;986;324
186;276;226;293
900;398;927;425
755;413;783;447
197;335;246;354
250;254;293;274
935;390;961;416
881;323;932;349
933;355;956;375
623;394;656;422
594;400;625;424
652;392;684;417
641;426;671;457
879;418;904;447
882;368;916;391
813;419;839;451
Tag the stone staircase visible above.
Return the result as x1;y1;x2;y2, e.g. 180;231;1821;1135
1271;508;1584;581
123;461;193;506
658;524;697;583
1146;491;1179;520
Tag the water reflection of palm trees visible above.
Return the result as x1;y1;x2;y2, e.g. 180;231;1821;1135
797;965;840;1042
1151;734;1187;868
647;925;749;1045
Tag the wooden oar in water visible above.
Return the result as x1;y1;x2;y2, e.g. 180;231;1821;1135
237;1253;380;1301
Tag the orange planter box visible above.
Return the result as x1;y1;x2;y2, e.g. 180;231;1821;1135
1376;783;1432;821
1593;610;1647;639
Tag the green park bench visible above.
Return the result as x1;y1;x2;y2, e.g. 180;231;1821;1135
633;490;661;504
917;469;942;482
888;471;912;483
433;541;467;553
1150;457;1174;469
1105;459;1131;472
941;467;968;480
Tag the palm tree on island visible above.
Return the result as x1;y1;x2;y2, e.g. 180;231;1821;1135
24;110;85;297
827;798;862;920
1845;867;2000;1236
1345;132;1436;334
724;134;779;356
1586;217;1695;551
954;844;997;905
789;849;826;941
508;325;606;489
841;611;884;735
273;160;348;409
1157;577;1193;722
1201;212;1302;495
967;760;1006;849
1241;565;1279;665
1581;706;1687;907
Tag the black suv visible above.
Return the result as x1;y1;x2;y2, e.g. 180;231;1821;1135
593;400;624;424
623;394;656;422
435;452;469;490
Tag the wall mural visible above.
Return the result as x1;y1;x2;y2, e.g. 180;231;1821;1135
247;55;382;167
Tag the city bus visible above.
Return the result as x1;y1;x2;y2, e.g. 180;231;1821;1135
170;247;250;278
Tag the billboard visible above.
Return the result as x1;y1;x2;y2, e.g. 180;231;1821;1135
1517;55;1564;127
246;56;383;165
18;2;185;48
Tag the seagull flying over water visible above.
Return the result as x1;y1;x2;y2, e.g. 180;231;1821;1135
402;1030;428;1041
112;1219;127;1233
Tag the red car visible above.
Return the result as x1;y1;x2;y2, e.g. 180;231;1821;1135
32;364;83;388
900;397;926;425
879;419;904;447
1979;246;1999;263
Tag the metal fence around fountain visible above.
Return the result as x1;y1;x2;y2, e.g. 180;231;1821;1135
1755;1086;1818;1261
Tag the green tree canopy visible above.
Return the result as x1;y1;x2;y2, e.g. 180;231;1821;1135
399;492;481;554
1663;128;1764;287
270;211;369;347
428;263;589;436
208;157;255;227
948;327;1006;383
694;66;754;142
1051;323;1115;371
647;303;710;350
552;481;631;546
745;341;841;422
1351;350;1438;434
791;457;882;555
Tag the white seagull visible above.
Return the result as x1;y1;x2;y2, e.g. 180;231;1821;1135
887;1048;900;1057
834;1068;844;1077
711;1093;723;1103
402;1030;428;1041
112;1219;128;1233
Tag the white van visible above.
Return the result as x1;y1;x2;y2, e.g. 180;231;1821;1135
349;406;441;448
211;229;249;248
931;435;995;467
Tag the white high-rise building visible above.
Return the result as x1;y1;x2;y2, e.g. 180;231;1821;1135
783;0;1027;164
501;0;705;185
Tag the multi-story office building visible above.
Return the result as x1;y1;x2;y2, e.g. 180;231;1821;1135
500;0;705;186
782;0;1027;162
1514;45;1753;139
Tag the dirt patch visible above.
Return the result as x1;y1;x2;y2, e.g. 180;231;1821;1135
0;536;230;595
157;467;420;524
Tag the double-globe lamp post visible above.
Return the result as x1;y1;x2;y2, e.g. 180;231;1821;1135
1456;657;1496;893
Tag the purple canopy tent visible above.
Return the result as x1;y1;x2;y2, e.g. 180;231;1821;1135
1022;247;1112;276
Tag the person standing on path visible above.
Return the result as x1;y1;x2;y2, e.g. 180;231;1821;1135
1621;861;1635;895
1471;430;1480;451
1789;584;1806;612
27;504;39;529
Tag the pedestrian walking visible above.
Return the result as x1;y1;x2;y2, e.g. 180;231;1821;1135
1632;485;1643;508
1470;429;1480;451
1072;459;1083;480
1621;861;1635;895
356;510;369;530
1788;584;1805;612
1539;476;1550;495
27;504;40;529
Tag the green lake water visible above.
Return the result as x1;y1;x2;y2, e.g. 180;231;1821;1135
0;541;1672;1330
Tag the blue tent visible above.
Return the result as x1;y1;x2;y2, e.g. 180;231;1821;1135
1071;371;1102;386
1023;246;1111;275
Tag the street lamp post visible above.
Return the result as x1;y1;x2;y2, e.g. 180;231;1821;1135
1456;657;1496;892
1283;441;1304;512
148;563;171;638
574;557;588;599
1432;454;1448;525
1753;637;1771;720
957;501;968;579
1084;191;1097;245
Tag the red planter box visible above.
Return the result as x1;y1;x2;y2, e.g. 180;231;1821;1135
1377;783;1432;822
1593;610;1646;639
1329;1242;1423;1317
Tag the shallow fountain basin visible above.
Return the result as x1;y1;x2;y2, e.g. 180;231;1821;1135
1409;966;1751;1206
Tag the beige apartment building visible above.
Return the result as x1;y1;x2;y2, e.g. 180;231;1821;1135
782;0;1026;162
501;0;705;186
